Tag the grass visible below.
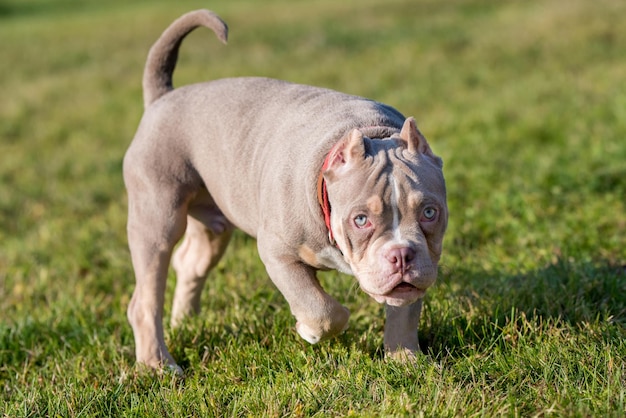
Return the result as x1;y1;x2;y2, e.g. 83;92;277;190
1;0;625;415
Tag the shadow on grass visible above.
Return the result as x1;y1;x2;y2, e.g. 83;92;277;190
421;258;626;358
0;0;154;19
0;0;75;18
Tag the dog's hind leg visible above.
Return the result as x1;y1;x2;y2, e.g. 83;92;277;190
124;158;193;372
126;202;187;371
171;191;233;327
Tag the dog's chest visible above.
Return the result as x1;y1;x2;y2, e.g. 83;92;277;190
316;247;353;275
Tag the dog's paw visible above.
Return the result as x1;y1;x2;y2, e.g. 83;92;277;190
385;347;419;362
296;321;324;344
384;347;438;367
295;305;350;344
134;359;184;377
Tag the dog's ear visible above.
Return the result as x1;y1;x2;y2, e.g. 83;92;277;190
326;129;366;172
399;117;442;167
345;128;366;161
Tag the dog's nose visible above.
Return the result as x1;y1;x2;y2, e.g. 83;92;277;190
385;246;416;272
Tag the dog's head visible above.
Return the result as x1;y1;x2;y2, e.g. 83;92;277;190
324;117;447;306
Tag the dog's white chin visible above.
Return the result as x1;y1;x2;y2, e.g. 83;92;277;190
370;288;425;306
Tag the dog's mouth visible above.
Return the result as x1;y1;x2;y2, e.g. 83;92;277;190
368;282;425;306
392;282;418;292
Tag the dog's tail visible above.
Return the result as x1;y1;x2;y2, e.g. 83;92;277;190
142;9;228;108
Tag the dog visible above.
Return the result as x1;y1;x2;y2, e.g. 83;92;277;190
124;9;447;372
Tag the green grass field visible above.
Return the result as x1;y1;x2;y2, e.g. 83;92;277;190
1;0;625;415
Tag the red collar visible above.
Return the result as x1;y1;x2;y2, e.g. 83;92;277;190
316;142;340;246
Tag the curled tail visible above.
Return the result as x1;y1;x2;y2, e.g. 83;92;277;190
142;9;228;107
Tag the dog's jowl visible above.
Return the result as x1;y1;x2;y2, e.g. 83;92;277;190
124;9;447;372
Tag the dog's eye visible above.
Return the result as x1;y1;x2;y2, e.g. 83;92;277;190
421;207;437;222
354;214;370;228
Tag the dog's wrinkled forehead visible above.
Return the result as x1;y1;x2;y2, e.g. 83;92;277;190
363;137;445;194
324;118;446;210
363;136;400;156
326;138;444;221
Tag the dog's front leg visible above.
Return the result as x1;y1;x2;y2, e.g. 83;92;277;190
257;239;350;344
384;300;423;359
